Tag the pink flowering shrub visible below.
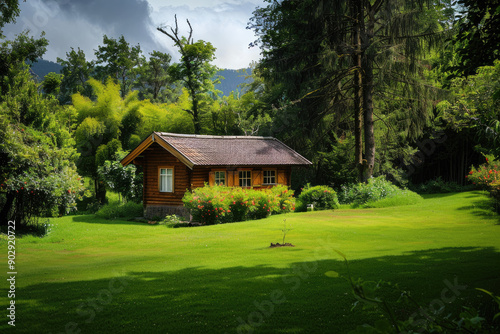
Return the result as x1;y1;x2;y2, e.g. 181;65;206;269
182;185;295;224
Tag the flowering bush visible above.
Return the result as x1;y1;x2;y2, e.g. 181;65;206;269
296;185;340;212
466;157;499;188
182;185;295;225
466;156;500;212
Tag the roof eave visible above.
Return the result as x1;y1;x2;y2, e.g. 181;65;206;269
120;134;154;166
153;132;195;169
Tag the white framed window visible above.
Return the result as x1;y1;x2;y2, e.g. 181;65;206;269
215;171;226;185
263;170;276;185
239;170;252;187
159;168;173;192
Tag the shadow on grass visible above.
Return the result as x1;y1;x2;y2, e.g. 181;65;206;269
71;215;150;226
8;247;500;334
456;196;500;224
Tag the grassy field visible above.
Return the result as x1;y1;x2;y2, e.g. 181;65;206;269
1;191;500;333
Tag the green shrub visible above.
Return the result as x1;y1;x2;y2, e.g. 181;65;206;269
360;190;423;208
182;185;295;225
95;201;143;219
296;184;339;212
158;214;185;228
411;177;472;194
339;176;422;207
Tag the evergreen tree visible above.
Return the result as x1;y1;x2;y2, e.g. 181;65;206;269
250;0;445;181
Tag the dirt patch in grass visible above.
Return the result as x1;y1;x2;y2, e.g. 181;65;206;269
270;242;295;248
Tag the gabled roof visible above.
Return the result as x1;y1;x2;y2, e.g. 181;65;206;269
121;132;312;169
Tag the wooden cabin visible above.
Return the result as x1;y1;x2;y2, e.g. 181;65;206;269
121;132;312;218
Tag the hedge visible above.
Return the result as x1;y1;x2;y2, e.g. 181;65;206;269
182;185;295;225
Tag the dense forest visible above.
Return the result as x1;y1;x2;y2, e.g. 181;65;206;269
1;0;499;227
28;59;252;97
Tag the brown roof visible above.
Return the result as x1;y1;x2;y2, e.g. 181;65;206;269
121;132;312;169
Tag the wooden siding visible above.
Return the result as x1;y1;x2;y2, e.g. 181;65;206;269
143;143;190;206
142;143;294;207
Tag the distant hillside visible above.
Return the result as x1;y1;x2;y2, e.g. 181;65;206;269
29;59;251;96
28;59;62;80
215;68;253;96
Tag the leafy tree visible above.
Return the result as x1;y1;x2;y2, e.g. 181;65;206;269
41;72;63;97
438;61;500;158
57;47;95;104
135;50;174;102
0;0;20;36
71;77;194;201
94;35;142;98
0;65;84;227
135;89;195;139
72;78;126;203
0;31;48;97
449;0;500;78
158;16;218;134
97;158;142;203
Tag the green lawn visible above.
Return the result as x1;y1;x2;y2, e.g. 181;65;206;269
2;191;500;333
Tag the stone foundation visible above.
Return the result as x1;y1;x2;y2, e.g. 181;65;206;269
144;205;190;220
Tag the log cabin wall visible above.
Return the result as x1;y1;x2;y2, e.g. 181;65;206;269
143;142;191;207
141;143;293;218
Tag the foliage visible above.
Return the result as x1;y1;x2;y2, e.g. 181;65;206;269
95;200;143;220
249;0;445;181
158;214;185;228
410;177;472;194
94;35;142;98
41;72;63;97
295;184;339;212
56;47;94;103
449;0;500;78
71;78;189;202
182;185;295;225
0;31;48;97
134;50;175;102
0;65;84;226
0;0;20;34
467;156;500;212
157;15;218;134
438;61;500;158
338;176;422;207
466;156;500;188
97;159;142;203
280;218;291;245
314;135;358;189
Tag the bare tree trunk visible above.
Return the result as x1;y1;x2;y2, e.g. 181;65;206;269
352;0;364;183
362;7;376;182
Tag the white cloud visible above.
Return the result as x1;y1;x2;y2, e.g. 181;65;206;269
152;2;263;69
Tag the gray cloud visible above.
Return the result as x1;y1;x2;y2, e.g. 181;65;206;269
2;0;264;69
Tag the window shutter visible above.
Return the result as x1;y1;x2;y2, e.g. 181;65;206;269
277;170;287;185
252;170;262;187
227;171;234;187
209;171;215;186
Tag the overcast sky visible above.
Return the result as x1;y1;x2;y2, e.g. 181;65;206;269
3;0;266;69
